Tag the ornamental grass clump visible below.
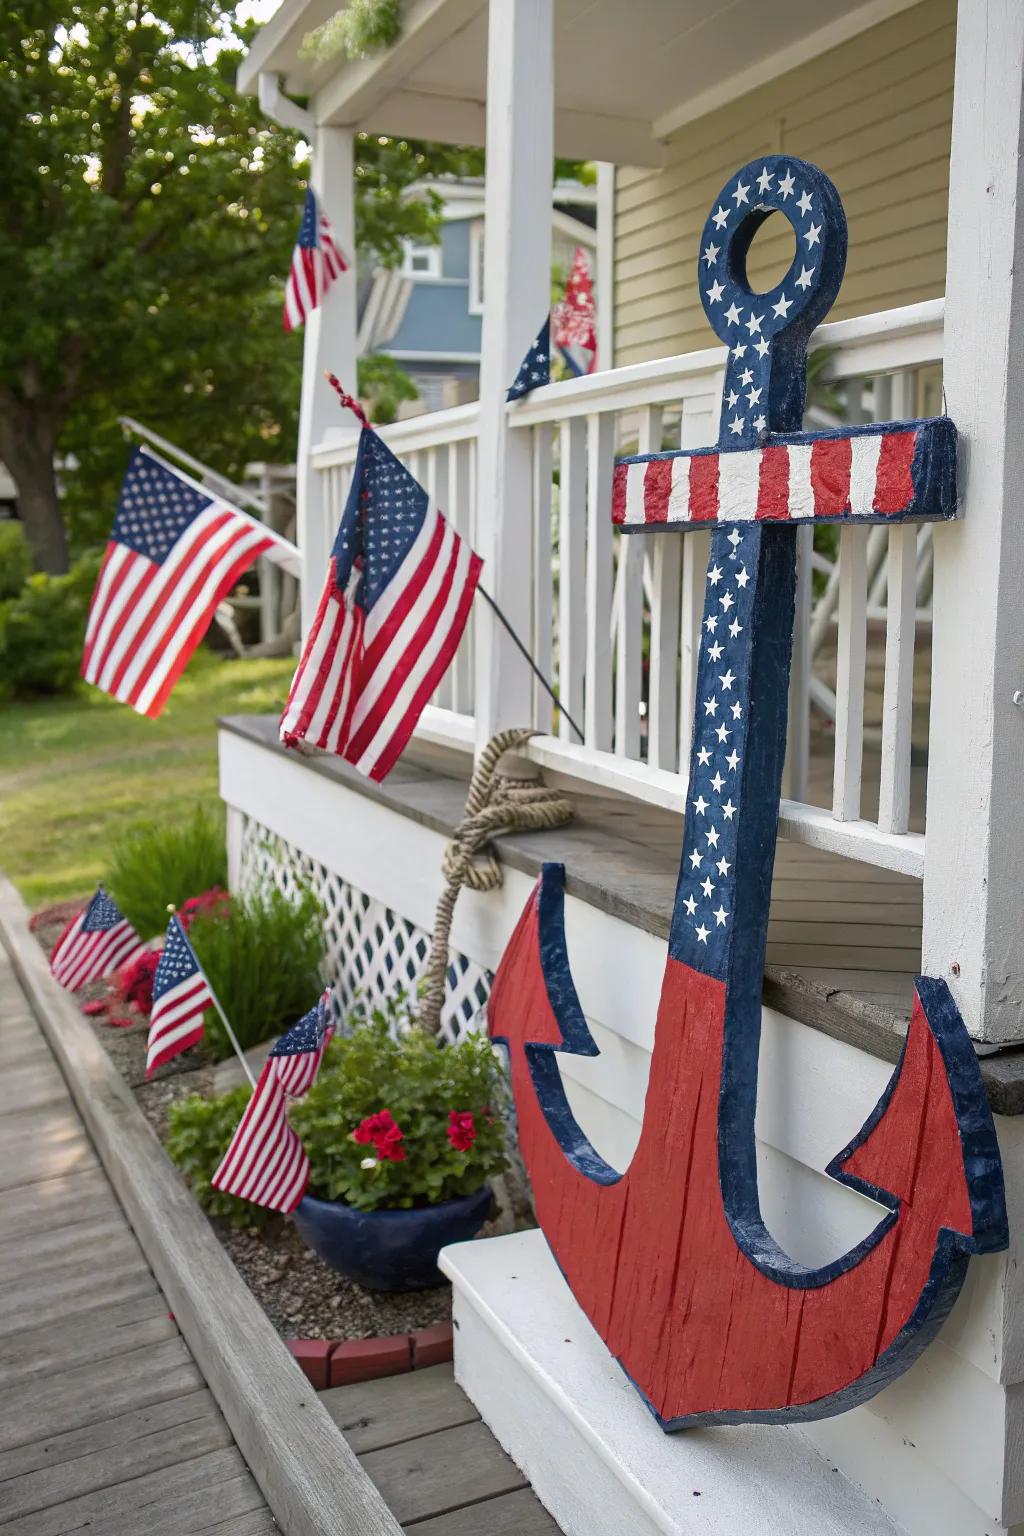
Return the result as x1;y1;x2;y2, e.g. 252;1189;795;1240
187;885;326;1057
291;1008;508;1212
106;807;228;939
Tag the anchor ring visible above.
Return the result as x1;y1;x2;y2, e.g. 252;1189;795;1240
697;154;847;353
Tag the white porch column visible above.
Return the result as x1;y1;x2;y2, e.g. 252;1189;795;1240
473;0;555;749
922;0;1024;1043
595;161;615;370
295;125;358;635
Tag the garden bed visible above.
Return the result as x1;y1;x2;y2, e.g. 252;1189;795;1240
31;903;454;1347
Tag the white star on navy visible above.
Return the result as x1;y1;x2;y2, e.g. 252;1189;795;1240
111;449;209;565
271;995;331;1059
507;318;551;401
669;521;757;977
152;917;203;1004
696;161;822;446
81;888;128;934
343;430;432;613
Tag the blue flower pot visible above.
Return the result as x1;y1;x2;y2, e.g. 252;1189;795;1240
291;1185;492;1291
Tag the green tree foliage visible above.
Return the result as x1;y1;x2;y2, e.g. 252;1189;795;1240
0;3;557;571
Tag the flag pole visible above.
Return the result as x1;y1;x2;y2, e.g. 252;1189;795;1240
168;908;256;1090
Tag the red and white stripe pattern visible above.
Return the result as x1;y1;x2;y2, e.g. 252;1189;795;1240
211;992;334;1214
612;424;944;530
283;189;348;333
50;887;147;993
82;448;289;719
145;915;214;1078
280;427;482;782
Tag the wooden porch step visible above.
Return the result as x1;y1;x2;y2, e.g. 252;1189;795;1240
321;1364;563;1533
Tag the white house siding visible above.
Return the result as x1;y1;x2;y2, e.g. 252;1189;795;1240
613;0;955;365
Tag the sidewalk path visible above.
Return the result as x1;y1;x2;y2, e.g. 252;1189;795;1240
0;943;278;1536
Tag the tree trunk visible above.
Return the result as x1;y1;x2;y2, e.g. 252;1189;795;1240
0;413;68;574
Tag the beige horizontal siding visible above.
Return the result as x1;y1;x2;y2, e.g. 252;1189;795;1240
613;0;955;366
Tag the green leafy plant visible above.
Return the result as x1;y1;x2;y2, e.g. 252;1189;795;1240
105;807;228;940
291;1007;508;1211
303;0;403;62
188;886;326;1057
0;553;99;699
357;353;419;424
167;1086;273;1231
0;521;31;599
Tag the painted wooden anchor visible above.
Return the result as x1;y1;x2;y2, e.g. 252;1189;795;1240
489;156;1008;1429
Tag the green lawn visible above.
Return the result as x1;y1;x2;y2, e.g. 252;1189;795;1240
0;652;295;910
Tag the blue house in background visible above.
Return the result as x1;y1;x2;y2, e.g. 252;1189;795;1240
358;179;597;415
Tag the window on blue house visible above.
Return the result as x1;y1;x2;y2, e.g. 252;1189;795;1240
401;239;442;279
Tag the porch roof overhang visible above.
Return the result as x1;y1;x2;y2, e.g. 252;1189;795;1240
238;0;922;168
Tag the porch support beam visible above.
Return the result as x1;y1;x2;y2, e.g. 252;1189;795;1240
922;0;1024;1043
294;125;358;636
473;0;554;748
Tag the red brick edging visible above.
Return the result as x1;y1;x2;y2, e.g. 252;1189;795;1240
286;1323;454;1391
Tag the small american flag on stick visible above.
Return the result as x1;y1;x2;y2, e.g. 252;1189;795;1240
82;447;297;719
211;992;334;1213
279;380;482;780
146;915;215;1079
50;887;147;993
284;188;348;333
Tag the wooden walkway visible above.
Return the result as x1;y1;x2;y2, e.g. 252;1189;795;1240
0;945;277;1536
320;1365;562;1534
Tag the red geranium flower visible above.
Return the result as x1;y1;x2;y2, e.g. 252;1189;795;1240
447;1110;476;1152
115;949;162;1013
178;887;230;930
353;1109;407;1162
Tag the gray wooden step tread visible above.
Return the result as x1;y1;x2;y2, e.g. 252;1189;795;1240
323;1364;564;1534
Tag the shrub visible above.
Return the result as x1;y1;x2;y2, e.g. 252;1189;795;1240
105;808;228;939
0;553;99;698
166;1086;273;1231
187;885;326;1057
291;1008;508;1211
0;522;32;599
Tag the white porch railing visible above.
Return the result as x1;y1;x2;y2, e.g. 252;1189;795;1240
310;298;944;879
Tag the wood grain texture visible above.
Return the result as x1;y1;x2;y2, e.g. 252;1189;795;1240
322;1363;480;1454
405;1486;563;1534
359;1421;526;1525
0;877;402;1536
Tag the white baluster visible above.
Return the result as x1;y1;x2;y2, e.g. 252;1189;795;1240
877;524;917;835
558;418;587;742
614;409;650;758
585;413;615;751
832;526;868;821
783;524;812;803
532;426;555;733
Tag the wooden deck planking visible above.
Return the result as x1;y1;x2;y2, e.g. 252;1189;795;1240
0;946;276;1536
321;1365;563;1534
322;1370;564;1536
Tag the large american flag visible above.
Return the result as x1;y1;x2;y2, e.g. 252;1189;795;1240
145;915;215;1079
211;992;334;1213
81;448;295;719
284;188;348;333
50;887;147;993
280;425;482;780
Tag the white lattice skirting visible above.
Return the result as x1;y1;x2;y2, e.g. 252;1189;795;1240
235;812;491;1046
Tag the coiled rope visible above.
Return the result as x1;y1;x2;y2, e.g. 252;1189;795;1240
417;728;573;1036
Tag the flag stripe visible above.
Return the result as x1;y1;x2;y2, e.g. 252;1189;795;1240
50;894;147;995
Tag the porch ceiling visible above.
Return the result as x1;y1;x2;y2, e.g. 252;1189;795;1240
239;0;915;166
